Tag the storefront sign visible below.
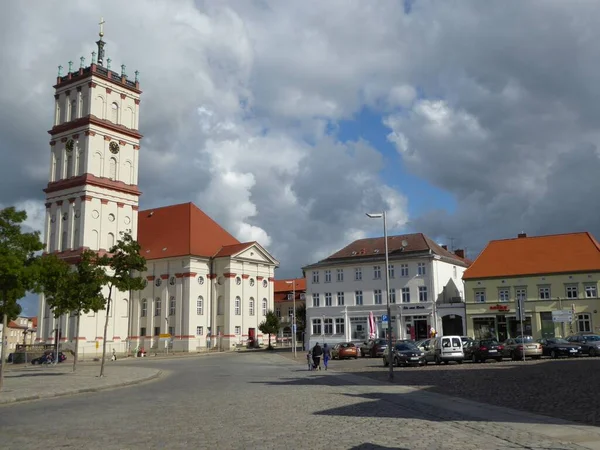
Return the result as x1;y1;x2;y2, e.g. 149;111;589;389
489;305;510;312
402;305;428;311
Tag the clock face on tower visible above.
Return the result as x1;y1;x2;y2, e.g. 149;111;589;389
109;141;119;154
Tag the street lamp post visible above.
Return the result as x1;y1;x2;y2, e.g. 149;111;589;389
285;280;297;358
367;211;394;382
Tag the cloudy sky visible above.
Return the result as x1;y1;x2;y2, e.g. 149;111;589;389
3;1;600;314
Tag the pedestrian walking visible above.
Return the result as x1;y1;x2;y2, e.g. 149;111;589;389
323;343;331;370
307;350;313;370
312;342;323;371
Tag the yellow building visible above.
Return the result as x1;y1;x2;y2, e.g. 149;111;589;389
463;232;600;340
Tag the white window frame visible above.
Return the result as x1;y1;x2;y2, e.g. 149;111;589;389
389;288;396;304
475;290;486;303
235;326;241;336
401;287;410;303
313;293;320;307
355;267;362;281
419;286;428;302
196;326;203;336
373;266;381;279
400;264;409;277
154;298;161;316
312;318;322;335
516;288;527;302
499;289;509;302
417;263;426;276
169;297;176;316
355;290;363;305
234;296;241;315
249;298;255;316
374;289;382;304
566;285;579;299
324;270;331;283
312;271;320;284
325;292;332;306
276;307;281;318
388;264;395;279
585;284;597;298
197;297;203;315
336;269;344;282
538;286;550;300
141;299;147;317
337;292;345;306
262;299;267;316
335;318;345;335
323;318;333;334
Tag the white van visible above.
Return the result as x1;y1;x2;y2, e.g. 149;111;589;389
432;335;464;364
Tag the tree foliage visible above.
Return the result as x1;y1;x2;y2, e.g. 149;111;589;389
0;207;44;391
39;251;105;371
259;310;280;350
96;232;146;377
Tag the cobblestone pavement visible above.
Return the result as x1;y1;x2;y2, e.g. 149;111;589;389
281;353;600;427
1;353;600;449
0;363;161;404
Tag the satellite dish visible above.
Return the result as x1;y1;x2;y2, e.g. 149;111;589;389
401;239;408;247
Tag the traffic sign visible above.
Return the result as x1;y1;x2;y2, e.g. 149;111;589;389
159;333;171;338
381;314;389;327
292;324;297;333
552;310;573;323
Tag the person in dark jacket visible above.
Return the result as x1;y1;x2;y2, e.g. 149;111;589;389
312;342;323;370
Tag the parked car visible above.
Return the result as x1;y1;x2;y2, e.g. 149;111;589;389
536;338;582;358
383;342;426;367
415;339;436;362
359;339;388;357
31;351;66;365
464;339;504;363
331;342;358;360
502;336;542;360
565;335;600;357
431;335;464;364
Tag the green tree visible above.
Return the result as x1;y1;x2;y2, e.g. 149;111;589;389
96;232;146;377
259;310;280;350
0;207;44;391
39;251;105;372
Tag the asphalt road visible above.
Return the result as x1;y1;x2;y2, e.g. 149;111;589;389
0;352;598;450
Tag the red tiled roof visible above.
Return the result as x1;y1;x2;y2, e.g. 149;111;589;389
322;233;469;266
213;242;254;258
274;278;306;292
463;232;600;279
31;317;38;328
138;202;240;260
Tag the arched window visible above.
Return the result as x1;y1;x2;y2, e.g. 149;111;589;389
91;229;99;249
55;103;61;125
154;297;161;316
61;230;68;251
262;299;268;316
123;160;132;184
111;102;119;124
71;99;77;121
249;298;255;316
197;296;203;315
95;95;105;119
234;296;241;315
93;152;103;177
51;153;57;182
107;232;115;249
122;298;128;318
140;299;147;317
108;157;117;180
66;153;73;178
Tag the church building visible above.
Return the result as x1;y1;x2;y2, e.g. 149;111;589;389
37;23;278;354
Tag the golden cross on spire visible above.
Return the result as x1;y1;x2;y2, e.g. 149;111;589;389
99;17;105;38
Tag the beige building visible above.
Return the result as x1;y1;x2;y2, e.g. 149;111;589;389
464;232;600;341
5;317;37;354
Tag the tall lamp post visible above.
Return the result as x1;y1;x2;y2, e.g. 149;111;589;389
285;280;297;358
366;211;394;382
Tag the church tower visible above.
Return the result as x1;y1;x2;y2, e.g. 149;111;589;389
38;19;142;350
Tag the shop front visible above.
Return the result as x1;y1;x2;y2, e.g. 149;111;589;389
399;303;433;340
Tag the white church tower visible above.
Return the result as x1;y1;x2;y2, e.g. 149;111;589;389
37;20;142;354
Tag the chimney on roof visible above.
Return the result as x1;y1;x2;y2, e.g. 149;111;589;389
441;245;448;250
517;232;527;238
454;249;465;258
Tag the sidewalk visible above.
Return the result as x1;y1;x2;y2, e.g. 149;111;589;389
0;364;161;405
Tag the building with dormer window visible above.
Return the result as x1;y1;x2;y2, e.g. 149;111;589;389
302;233;470;349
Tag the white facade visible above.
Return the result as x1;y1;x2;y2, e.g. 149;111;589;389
304;249;468;349
131;246;277;352
37;42;278;355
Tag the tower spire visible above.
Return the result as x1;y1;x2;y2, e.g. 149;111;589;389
96;17;106;66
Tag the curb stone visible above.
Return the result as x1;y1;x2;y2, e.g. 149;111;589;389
0;370;162;406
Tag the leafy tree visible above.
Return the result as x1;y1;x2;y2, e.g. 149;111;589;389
96;232;146;377
259;310;280;350
295;303;307;347
0;207;44;391
39;251;105;372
